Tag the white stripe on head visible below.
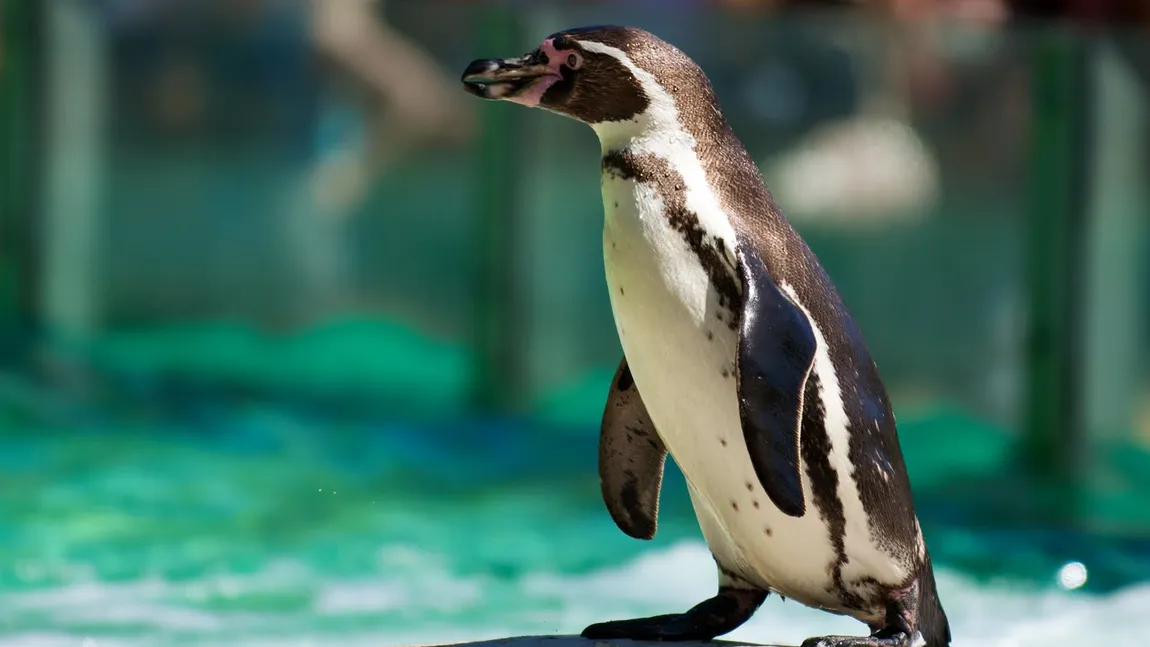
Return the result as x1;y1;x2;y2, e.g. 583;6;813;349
574;40;689;153
576;39;739;269
779;281;913;587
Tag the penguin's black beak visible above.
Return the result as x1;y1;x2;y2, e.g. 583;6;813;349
461;55;558;102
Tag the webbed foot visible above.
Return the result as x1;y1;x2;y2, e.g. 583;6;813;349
580;587;768;642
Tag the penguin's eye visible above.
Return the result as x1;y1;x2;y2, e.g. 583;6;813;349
566;52;583;70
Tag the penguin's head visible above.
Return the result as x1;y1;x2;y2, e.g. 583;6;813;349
461;25;706;127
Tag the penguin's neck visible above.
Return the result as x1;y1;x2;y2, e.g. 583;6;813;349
593;115;698;239
591;113;706;161
593;112;742;285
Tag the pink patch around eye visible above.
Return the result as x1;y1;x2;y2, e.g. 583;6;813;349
539;38;566;62
541;38;582;70
505;37;570;108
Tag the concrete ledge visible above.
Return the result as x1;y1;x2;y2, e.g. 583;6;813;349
409;636;787;647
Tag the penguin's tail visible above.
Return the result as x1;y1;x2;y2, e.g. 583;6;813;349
916;551;952;647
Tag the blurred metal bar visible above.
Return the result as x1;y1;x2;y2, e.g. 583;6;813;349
1021;25;1094;522
470;6;526;413
1081;40;1146;502
39;0;108;350
0;0;43;366
1111;33;1150;92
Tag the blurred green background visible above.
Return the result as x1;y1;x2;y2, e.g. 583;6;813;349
1;1;1150;646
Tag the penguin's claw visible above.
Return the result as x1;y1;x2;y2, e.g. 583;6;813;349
799;632;912;647
580;588;769;642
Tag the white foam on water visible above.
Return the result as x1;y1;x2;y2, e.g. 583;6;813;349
546;541;1149;647
3;541;1144;647
527;540;1147;647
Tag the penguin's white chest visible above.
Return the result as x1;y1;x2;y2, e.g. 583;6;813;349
601;173;847;608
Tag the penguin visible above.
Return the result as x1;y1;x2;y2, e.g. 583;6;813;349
461;26;951;647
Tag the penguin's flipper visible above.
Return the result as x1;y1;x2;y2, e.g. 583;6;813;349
734;243;818;519
598;357;667;540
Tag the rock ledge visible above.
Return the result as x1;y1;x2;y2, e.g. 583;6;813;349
407;635;788;647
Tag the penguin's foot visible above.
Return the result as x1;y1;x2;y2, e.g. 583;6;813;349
580;587;768;642
799;630;913;647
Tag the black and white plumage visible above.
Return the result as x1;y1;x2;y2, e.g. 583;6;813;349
462;25;950;647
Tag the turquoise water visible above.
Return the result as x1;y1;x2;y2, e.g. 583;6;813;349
3;378;1150;647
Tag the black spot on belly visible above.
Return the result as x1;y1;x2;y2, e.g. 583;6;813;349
705;331;714;341
731;500;739;512
719;438;728;447
801;372;860;609
619;286;625;296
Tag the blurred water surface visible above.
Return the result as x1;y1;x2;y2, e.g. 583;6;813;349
3;381;1150;646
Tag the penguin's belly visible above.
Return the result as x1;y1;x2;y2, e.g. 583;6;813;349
601;180;850;612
